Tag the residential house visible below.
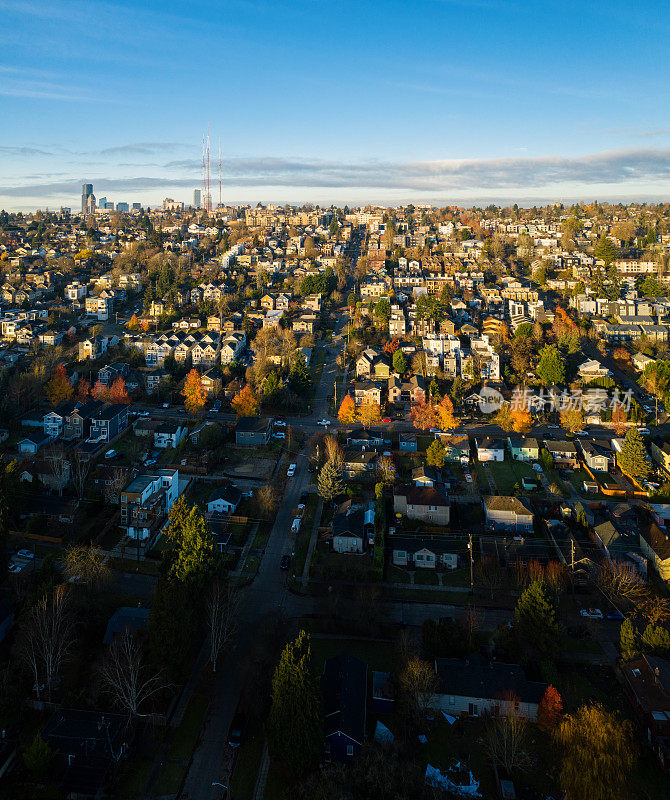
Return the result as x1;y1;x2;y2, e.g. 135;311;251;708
484;495;534;532
621;655;670;770
355;349;390;380
393;485;450;525
235;416;272;447
206;482;241;514
544;439;579;468
88;403;129;443
438;433;471;465
640;524;670;581
352;381;383;407
331;500;375;553
390;532;458;570
399;432;418;452
154;422;187;449
580;439;614;473
411;466;441;487
432;654;546;721
508;436;540;462
346;429;384;449
578;359;612;381
387;374;426;405
78;335;110;361
651;438;670;473
321;654;367;761
120;468;180;541
144;368;168;394
292;313;318;334
201;367;224;397
342;449;378;478
476;437;505;462
18;431;51;454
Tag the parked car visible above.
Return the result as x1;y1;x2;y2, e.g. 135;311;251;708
382;417;391;423
274;420;287;427
228;708;245;748
274;432;285;439
104;449;117;459
8;562;22;574
605;609;624;621
317;418;331;426
16;549;34;560
287;463;296;477
532;463;543;472
464;473;473;483
580;608;603;619
162;402;170;408
638;428;650;435
211;400;221;412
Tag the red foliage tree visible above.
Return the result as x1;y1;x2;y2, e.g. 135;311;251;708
77;378;91;401
537;685;563;732
109;377;130;404
46;364;73;406
91;380;110;402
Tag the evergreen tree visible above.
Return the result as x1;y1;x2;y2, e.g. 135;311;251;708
262;370;282;402
536;344;565;387
594;235;619;267
641;623;670;656
619;618;637;661
267;631;322;778
289;353;311;395
171;507;217;584
617;427;652;481
425;439;446;468
392;349;407;374
514;580;561;659
317;459;344;503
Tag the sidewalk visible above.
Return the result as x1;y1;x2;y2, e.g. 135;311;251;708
301;498;323;589
233;521;260;578
252;742;270;800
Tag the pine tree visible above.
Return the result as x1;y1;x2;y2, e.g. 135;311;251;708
267;631;322;778
289;353;311;395
171;506;217;584
617;427;652;482
619;618;637;661
317;459;344;503
514;580;560;659
537;685;563;732
641;623;670;656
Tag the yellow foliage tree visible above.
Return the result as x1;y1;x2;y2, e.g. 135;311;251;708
183;369;206;415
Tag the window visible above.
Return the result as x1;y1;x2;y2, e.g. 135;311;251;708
346;745;354;757
448;695;455;706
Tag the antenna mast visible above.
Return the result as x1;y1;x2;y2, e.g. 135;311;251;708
218;138;222;209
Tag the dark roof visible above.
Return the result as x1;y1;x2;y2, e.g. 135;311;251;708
544;439;578;454
93;403;127;420
642;523;670;561
236;416;271;433
476;437;505;450
321;654;367;744
594;521;622;548
395;484;449;507
412;465;441;482
208;482;241;507
20;431;50;445
103;607;149;645
389;532;459;555
436;653;546;705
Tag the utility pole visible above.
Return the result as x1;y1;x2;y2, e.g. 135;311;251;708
468;533;474;594
571;537;575;574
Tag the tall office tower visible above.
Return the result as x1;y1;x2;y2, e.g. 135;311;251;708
132;202;142;211
116;202;130;213
85;193;97;214
81;183;93;213
98;196;107;209
194;189;201;209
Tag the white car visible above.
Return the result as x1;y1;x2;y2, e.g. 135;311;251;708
639;428;650;435
287;463;296;477
16;549;34;560
274;432;286;439
580;608;603;619
464;473;473;483
274;420;287;427
317;419;331;426
162;403;170;408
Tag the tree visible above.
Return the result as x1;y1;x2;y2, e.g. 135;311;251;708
63;545;110;588
289;353;311;396
231;383;259;418
127;313;139;330
267;631;322;778
318;460;344;503
641;623;670;656
612;404;628;435
46;364;73;406
358;400;381;428
484;692;530;774
557;704;635;800
494;402;513;431
617;427;652;482
76;378;91;401
537;685;563;732
109;376;130;404
409;400;438;431
207;579;241;673
435;396;458;430
514;580;560;659
23;735;53;777
619;618;638;661
18;584;74;701
377;455;395;484
536;344;565;386
70;451;90;500
560;406;584;434
171;506;217;584
510;405;532;434
100;630;166;717
91;380;110;401
425;439;446;468
337;394;356;425
392;349;407;374
374;297;391;324
183;369;206;415
256;484;278;518
398;657;438;730
594;235;619;267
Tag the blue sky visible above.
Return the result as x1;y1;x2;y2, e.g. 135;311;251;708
1;0;670;210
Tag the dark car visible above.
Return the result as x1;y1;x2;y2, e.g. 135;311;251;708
228;708;245;748
605;609;624;621
280;555;291;570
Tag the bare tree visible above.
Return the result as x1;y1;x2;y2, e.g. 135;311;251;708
70;451;90;500
19;585;74;701
484;692;530;774
597;561;648;607
476;555;503;600
44;443;70;496
63;545;111;588
638;595;670;627
104;467;128;504
464;605;485;651
323;434;343;471
377;455;395;484
398;657;438;729
208;580;241;673
256;484;278;519
100;630;166;717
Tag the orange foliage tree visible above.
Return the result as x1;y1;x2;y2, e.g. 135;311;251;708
183;369;207;415
537;685;563;732
435;396;458;431
410;400;439;431
612;404;628;435
510;406;532;433
231;383;259;418
77;378;91;401
46;364;73;406
383;338;399;355
127;313;139;331
91;380;110;401
358;400;381;428
109;377;130;404
337;395;357;425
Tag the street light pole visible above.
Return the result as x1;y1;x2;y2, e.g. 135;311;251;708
468;532;474;594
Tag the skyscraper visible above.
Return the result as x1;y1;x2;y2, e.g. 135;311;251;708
81;183;93;214
194;189;201;209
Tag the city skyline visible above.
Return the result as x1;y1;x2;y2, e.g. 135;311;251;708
2;0;670;210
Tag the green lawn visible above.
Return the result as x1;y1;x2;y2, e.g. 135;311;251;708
308;635;395;673
414;569;439;586
109;556;159;575
562;635;603;656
